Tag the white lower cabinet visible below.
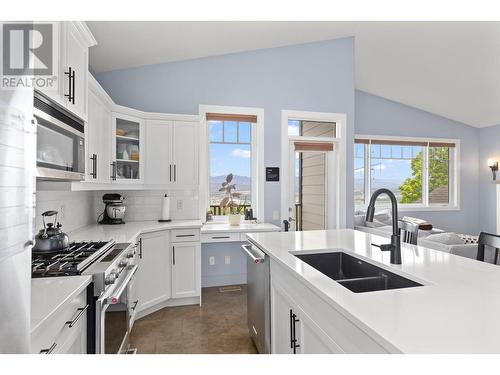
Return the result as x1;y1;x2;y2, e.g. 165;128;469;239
270;259;391;354
136;231;171;312
135;229;201;315
31;288;88;354
271;282;343;354
171;241;201;299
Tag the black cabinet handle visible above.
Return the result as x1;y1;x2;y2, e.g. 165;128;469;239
72;69;76;104
65;304;89;328
131;300;139;311
40;342;57;354
174;164;176;182
110;162;117;180
90;154;97;179
172;246;175;265
138;238;143;259
290;309;300;354
64;67;73;103
212;236;231;239
169;164;172;182
176;234;195;238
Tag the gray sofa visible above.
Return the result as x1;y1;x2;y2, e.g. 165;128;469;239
353;210;493;262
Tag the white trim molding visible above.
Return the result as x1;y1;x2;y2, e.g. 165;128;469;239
199;104;265;223
281;110;347;230
354;133;461;211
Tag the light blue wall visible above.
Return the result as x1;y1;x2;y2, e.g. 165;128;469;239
201;242;246;287
95;38;356;227
478;124;500;234
355;90;480;234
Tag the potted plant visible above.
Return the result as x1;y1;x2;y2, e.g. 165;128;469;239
219;173;244;226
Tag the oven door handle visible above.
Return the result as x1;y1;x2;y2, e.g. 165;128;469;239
104;265;138;305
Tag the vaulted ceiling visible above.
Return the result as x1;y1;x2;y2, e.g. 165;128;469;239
87;21;500;127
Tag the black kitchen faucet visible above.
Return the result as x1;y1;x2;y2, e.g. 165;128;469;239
365;188;402;265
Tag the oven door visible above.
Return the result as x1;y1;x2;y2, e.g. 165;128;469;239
96;265;138;354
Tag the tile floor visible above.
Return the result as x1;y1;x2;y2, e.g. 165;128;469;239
129;285;258;354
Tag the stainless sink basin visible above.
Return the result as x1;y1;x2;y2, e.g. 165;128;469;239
294;251;422;293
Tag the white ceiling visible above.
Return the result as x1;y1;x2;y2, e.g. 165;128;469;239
87;21;500;127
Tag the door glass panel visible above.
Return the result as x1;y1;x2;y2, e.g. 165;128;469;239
115;117;140;180
295;150;326;231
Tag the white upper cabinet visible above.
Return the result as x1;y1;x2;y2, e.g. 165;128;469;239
144;119;199;186
39;22;96;121
63;22;90;120
171;121;199;186
111;112;145;183
86;79;112;183
145;120;173;185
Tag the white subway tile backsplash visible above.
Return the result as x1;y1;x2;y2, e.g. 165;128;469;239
92;189;199;222
35;190;95;233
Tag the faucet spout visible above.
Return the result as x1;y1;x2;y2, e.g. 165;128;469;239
365;188;402;265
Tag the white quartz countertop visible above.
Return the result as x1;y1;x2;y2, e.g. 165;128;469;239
31;275;92;334
247;229;500;353
70;220;203;243
201;222;280;234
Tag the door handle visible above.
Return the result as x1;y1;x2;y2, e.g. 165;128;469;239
40;342;57;354
291;310;300;354
173;164;176;182
64;67;73;103
65;304;89;328
241;244;265;264
172;246;175;265
71;69;76;104
138;238;143;259
169;164;172;182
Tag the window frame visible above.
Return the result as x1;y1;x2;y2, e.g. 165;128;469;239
354;134;460;212
199;105;265;222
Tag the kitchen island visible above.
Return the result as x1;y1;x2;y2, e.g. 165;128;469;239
247;229;500;353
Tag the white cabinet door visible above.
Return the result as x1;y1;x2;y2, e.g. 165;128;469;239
270;283;294;354
38;22;64;106
136;231;171;312
128;272;139;329
54;315;87;354
171;121;199;185
63;22;88;120
171;242;201;299
145;120;172;185
86;90;111;183
271;282;342;354
112;113;144;183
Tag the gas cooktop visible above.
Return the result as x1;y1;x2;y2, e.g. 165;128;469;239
32;241;114;278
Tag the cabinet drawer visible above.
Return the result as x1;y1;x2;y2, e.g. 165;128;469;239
32;289;88;354
201;232;241;243
171;229;200;243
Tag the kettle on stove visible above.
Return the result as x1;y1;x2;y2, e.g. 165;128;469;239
33;210;70;253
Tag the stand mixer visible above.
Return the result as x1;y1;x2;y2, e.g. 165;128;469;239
98;193;126;224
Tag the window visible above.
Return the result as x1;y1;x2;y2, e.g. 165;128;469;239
354;137;458;209
208;115;255;215
288;119;336;138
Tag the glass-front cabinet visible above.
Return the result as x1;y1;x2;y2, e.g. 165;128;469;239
111;113;144;182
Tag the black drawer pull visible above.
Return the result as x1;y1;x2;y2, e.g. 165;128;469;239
212;236;231;239
131;300;139;311
40;342;57;354
65;304;89;328
176;234;195;238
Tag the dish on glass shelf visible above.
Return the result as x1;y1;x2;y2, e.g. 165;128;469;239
116;128;127;136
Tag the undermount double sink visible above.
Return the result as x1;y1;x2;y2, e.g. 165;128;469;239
294;251;423;293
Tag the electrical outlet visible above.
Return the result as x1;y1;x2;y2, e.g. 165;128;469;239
59;204;65;220
272;211;280;220
176;199;183;210
209;256;215;265
224;255;231;265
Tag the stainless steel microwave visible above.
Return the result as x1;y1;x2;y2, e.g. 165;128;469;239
34;91;85;181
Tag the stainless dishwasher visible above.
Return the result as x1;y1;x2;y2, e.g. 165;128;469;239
242;241;270;354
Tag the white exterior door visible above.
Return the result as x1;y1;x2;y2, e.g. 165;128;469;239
136;231;171;312
171;242;201;299
171;121;199;185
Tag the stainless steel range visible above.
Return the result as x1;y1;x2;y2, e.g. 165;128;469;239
31;240;139;354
